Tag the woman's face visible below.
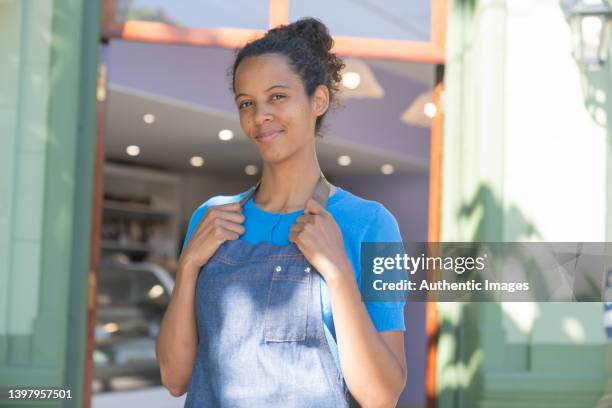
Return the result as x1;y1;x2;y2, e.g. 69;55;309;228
233;53;328;164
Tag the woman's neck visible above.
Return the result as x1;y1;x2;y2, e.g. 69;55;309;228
253;157;329;214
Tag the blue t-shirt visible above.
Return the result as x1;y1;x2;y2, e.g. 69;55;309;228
182;186;406;369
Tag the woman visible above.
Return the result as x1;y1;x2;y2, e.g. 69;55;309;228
156;17;407;408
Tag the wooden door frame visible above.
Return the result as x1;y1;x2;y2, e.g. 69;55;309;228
427;65;445;408
89;1;447;407
83;44;108;408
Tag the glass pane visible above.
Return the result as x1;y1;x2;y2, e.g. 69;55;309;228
115;0;270;30
289;0;431;42
134;269;170;308
98;270;132;306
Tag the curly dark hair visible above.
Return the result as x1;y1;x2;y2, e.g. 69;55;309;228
231;17;345;137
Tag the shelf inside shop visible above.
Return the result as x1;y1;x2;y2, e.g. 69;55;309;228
101;241;152;253
103;201;172;219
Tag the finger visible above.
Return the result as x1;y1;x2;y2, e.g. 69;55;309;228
217;202;243;213
304;198;325;215
288;230;305;244
289;230;301;243
214;210;245;224
213;218;245;236
193;204;242;237
221;229;240;241
295;214;314;225
296;231;313;247
289;224;304;233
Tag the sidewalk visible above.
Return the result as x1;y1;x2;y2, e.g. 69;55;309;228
92;386;186;408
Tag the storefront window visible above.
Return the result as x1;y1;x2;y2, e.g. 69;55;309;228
289;0;431;42
103;0;443;63
114;0;270;30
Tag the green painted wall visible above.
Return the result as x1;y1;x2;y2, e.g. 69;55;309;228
439;0;611;407
0;0;100;406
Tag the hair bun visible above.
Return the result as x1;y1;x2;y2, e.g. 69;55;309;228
288;17;333;56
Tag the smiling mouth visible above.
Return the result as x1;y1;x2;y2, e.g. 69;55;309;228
256;130;283;142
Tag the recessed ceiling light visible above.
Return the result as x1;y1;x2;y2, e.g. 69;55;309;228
424;103;437;119
143;113;155;124
245;164;258;175
126;145;140;156
218;129;234;141
148;284;164;299
381;164;394;175
190;156;205;167
337;155;352;166
103;322;119;333
342;72;361;90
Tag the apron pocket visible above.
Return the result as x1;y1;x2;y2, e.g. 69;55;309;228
264;264;311;342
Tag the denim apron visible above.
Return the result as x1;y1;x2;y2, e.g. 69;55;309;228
184;175;355;407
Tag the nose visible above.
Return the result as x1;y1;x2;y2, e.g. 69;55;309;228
254;105;273;126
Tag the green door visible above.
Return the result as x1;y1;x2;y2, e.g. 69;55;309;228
0;1;101;406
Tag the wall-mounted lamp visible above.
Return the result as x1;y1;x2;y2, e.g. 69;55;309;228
562;0;612;70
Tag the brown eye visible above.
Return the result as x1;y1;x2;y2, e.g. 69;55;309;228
238;100;252;109
271;94;286;101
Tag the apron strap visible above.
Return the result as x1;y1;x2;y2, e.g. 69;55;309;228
238;172;333;209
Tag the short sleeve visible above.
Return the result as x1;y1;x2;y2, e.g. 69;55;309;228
181;191;250;253
363;205;406;332
181;203;211;252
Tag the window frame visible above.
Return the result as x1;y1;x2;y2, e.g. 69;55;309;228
101;0;447;63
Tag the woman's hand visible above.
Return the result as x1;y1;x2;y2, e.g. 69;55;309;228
289;199;352;283
178;202;245;276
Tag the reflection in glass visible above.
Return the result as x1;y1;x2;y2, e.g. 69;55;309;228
94;262;173;392
290;0;431;42
115;0;270;30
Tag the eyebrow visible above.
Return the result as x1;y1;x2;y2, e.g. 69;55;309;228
234;84;289;100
